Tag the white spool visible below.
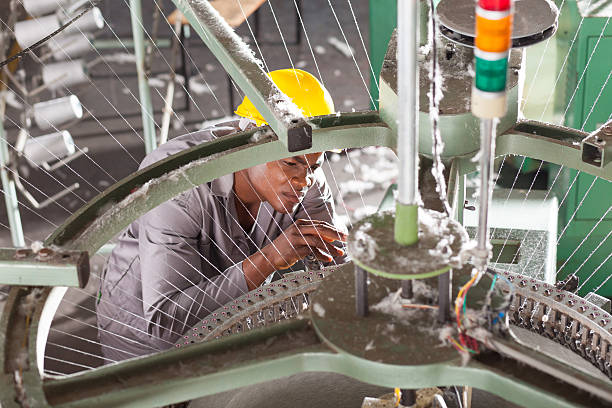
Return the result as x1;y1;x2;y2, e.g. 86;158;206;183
33;95;83;130
22;0;70;18
42;60;88;90
23;131;75;166
61;7;105;34
14;15;60;49
48;33;92;60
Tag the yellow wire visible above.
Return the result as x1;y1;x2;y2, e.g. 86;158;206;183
394;388;401;407
448;336;468;352
455;274;478;329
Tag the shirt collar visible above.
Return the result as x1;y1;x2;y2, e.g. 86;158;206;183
209;173;234;197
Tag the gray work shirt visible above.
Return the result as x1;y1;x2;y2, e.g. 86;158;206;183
96;121;345;361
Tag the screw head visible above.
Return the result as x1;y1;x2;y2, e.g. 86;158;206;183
15;249;29;259
37;248;54;259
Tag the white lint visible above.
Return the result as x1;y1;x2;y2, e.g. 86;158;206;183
327;36;354;58
312;302;326;318
267;90;304;125
30;241;44;253
427;1;451;216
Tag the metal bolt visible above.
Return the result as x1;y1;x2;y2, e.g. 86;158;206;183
601;126;612;136
37;248;54;260
15;249;29;259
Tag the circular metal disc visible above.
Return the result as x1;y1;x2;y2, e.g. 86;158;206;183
437;0;559;48
310;263;462;366
347;209;468;280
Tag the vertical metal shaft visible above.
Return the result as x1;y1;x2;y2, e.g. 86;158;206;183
477;119;496;257
355;266;368;317
394;0;420;246
295;0;302;45
438;270;451;323
397;0;419;206
0;103;25;247
463;386;473;408
130;0;157;155
400;389;417;407
401;280;413;299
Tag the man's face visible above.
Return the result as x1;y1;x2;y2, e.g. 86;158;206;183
247;152;324;213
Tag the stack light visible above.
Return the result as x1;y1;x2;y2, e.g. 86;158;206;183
471;0;514;119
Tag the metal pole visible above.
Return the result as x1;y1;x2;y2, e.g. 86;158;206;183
401;389;417;407
130;0;157;155
476;119;496;264
437;270;450;323
0;100;25;247
401;280;413;299
394;0;420;246
355;266;368;317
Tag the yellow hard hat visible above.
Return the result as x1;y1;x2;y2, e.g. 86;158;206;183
235;69;334;126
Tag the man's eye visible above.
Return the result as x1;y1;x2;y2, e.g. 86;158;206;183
283;161;296;166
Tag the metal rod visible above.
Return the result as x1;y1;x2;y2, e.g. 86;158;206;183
477;119;496;259
401;389;417;406
130;0;157;154
170;0;308;151
401;280;413;299
42;147;90;172
92;38;172;50
396;0;419;206
179;24;191;112
355;266;368;317
462;386;473;408
394;0;420;247
159;20;182;146
0;103;25;247
438;270;451;323
295;0;302;45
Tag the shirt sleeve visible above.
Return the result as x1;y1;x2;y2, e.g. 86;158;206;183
139;190;248;343
294;169;348;265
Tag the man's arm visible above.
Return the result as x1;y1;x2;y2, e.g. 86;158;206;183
139;190;248;343
294;169;348;264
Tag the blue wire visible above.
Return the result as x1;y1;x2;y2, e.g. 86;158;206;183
489;274;499;291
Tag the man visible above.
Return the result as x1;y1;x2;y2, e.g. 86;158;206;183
96;69;348;361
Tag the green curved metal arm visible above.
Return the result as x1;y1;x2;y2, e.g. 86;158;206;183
452;120;612;182
36;317;609;408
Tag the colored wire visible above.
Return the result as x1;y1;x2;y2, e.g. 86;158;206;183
394;388;401;407
455;273;478;330
447;336;476;354
453;273;480;354
489;274;498;291
402;304;439;310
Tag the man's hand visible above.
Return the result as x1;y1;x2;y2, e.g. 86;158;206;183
243;219;347;289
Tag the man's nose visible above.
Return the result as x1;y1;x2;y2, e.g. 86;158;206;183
291;169;313;191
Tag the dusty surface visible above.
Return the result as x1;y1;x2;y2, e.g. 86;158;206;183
347;209;468;278
310;263;460;366
437;0;558;39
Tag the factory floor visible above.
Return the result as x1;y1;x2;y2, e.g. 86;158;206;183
0;0;560;406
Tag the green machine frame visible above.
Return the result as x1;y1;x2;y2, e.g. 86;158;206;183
0;0;612;406
552;0;612;295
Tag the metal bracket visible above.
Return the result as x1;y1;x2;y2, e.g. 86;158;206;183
581;119;612;168
0;247;89;288
169;0;310;151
